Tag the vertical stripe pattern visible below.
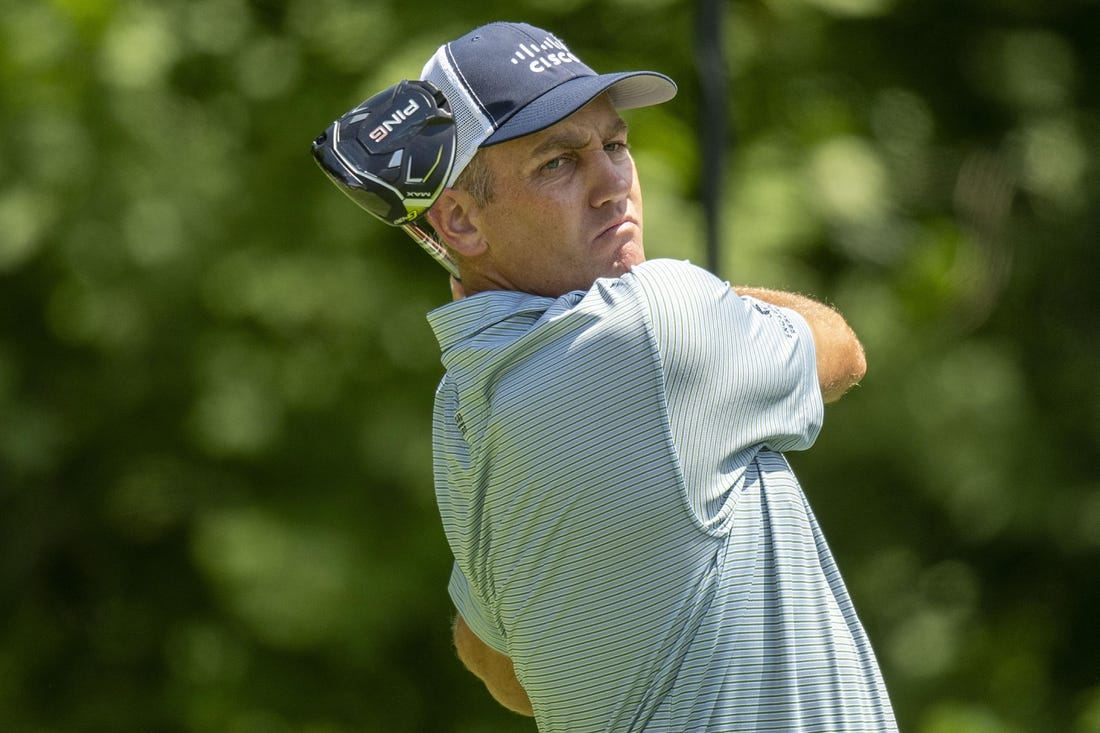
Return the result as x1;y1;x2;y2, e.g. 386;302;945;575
428;259;898;732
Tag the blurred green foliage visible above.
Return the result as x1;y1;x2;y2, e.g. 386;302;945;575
1;0;1097;731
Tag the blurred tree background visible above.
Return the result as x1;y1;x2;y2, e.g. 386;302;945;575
1;0;1097;731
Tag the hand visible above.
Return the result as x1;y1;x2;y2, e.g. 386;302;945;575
453;614;533;716
450;276;466;302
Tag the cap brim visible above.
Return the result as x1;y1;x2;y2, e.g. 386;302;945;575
482;71;676;146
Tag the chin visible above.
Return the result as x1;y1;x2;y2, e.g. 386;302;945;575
614;243;646;273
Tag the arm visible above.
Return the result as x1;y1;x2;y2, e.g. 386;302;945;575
735;287;867;403
445;281;531;714
453;614;534;717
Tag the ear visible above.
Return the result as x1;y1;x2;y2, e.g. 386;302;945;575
425;188;487;258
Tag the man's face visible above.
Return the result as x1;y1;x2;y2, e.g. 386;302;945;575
467;95;645;297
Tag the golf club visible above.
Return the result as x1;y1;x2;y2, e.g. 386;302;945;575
312;79;460;278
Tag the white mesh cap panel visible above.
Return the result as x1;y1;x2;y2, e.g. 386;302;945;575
421;47;495;188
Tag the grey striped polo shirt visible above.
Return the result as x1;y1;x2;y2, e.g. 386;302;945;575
429;258;897;732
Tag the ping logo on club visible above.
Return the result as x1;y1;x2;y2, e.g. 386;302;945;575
368;98;421;143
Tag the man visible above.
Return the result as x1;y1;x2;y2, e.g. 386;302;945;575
369;21;897;732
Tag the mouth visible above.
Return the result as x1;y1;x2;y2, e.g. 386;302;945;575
595;216;639;243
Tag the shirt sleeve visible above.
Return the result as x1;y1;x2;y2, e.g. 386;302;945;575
631;259;823;454
448;561;509;654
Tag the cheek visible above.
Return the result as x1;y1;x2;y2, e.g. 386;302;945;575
483;201;554;270
512;196;577;244
483;181;587;266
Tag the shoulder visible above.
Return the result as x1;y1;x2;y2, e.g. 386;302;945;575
628;258;723;289
627;259;730;302
622;259;735;323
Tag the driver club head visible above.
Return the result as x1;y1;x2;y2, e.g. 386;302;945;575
312;79;460;275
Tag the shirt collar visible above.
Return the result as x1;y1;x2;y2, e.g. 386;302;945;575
427;290;557;354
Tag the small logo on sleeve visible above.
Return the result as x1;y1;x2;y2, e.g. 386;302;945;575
753;302;797;338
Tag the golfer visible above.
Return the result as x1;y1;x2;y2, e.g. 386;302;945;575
370;20;897;732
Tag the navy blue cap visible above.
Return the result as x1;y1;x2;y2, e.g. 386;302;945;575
420;22;677;186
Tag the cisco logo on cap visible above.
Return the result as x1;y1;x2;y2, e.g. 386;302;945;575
507;34;583;73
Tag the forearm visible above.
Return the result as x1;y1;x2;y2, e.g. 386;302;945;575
735;286;867;403
453;614;534;716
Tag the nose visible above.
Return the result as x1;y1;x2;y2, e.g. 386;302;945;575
587;150;633;209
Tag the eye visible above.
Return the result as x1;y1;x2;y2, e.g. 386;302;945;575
604;141;631;159
541;155;572;173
